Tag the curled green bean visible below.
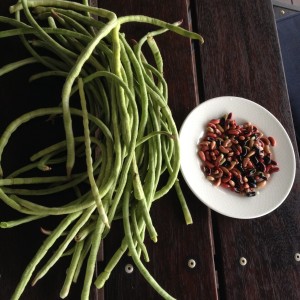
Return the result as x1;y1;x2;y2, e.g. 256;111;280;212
0;1;203;299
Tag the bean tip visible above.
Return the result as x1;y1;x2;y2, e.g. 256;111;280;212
0;222;8;228
40;227;51;235
41;165;52;172
151;235;158;243
130;39;138;45
59;292;68;299
50;9;59;18
66;167;72;179
9;5;16;14
31;277;38;287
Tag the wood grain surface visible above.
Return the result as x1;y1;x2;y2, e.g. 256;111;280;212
98;1;217;299
193;0;300;299
0;0;217;299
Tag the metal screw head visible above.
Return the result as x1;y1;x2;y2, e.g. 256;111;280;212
239;257;247;266
295;253;300;262
125;264;134;274
188;259;196;269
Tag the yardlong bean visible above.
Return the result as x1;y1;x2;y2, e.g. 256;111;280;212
0;1;203;299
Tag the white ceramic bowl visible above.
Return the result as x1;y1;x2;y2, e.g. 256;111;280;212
179;96;296;219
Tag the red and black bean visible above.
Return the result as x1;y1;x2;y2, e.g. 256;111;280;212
197;113;279;197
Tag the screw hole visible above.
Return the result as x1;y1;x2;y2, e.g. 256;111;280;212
188;259;196;269
125;264;134;274
239;257;247;266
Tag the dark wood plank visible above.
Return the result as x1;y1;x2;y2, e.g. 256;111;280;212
0;1;217;300
193;0;300;298
98;0;218;299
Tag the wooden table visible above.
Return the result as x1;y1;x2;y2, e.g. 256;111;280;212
0;0;299;299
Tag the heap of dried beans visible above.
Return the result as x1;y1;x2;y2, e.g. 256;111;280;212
198;113;279;197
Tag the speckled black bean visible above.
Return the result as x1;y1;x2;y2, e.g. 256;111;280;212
246;191;256;197
257;161;266;172
259;173;268;180
264;155;271;165
248;182;257;188
220;117;226;127
251;155;259;165
248;168;256;176
270;160;277;165
222;160;231;168
241;147;248;157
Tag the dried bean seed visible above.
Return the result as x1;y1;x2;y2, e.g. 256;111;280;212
219;158;226;165
214;178;221;186
201;145;209;152
246;191;256;197
228;129;240;135
248;139;255;148
210;152;216;161
221;183;230;189
246;150;256;158
260;137;270;145
220;166;230;175
242;158;250;168
207;133;217;139
221;173;232;183
205;161;215;169
210;119;220;124
214;149;220;156
198;151;206;161
219;146;230;154
270;160;277;165
257;162;266;172
200;141;210;146
228;180;235;187
210;141;216;150
257;180;266;188
215;154;224;165
257;132;264;139
198;113;279;197
214;169;223;179
207;123;217;128
215;128;222;136
228;161;237;170
216;124;224;133
243;183;250;189
269;166;280;174
223;139;231;147
264;145;271;155
268;136;276;146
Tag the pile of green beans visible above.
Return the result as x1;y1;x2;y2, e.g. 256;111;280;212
0;1;203;299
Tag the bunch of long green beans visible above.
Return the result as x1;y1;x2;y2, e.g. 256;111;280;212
0;0;203;299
